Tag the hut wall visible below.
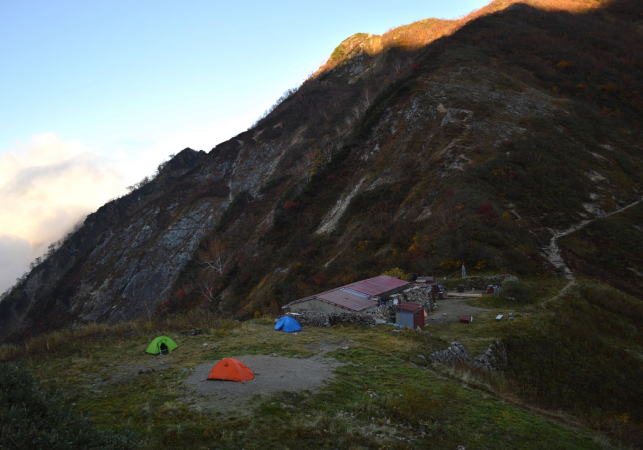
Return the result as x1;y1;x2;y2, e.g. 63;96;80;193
396;310;415;328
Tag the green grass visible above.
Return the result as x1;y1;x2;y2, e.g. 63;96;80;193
496;281;643;447
429;277;566;354
0;363;135;449
559;202;643;297
469;277;568;309
2;319;614;449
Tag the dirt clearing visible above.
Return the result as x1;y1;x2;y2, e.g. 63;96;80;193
429;296;489;323
184;354;342;415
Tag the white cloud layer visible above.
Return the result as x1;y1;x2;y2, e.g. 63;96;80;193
0;116;252;294
0;235;32;293
0;133;126;293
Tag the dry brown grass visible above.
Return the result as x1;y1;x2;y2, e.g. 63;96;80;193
0;311;241;362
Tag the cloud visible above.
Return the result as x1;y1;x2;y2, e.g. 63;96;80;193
0;133;126;293
0;116;254;294
0;235;32;292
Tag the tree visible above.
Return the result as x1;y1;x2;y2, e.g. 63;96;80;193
201;238;226;275
195;238;228;306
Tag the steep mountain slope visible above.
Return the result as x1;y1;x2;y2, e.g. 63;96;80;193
1;0;641;342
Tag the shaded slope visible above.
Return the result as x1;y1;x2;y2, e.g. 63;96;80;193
559;201;643;297
214;0;642;316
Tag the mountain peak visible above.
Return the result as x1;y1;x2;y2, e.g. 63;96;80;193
315;0;613;77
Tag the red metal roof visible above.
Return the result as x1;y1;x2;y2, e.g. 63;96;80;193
282;274;409;311
397;302;423;312
317;289;378;312
342;275;409;296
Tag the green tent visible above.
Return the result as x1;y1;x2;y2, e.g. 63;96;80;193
145;336;178;355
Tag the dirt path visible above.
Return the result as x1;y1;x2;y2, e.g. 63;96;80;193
184;353;343;415
541;197;642;306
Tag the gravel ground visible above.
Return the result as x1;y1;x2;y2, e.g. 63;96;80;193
184;354;343;415
429;296;489;323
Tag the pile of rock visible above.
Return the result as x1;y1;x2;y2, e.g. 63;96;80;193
390;284;436;311
471;341;507;371
373;304;397;322
429;342;471;365
180;329;207;336
290;311;375;327
429;340;506;371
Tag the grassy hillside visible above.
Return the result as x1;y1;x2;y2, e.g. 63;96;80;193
205;0;642;317
559;203;643;297
2;279;640;449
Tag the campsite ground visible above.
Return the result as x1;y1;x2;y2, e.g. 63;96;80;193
0;295;617;450
185;352;344;415
428;293;489;324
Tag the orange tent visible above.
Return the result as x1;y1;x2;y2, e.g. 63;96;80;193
207;358;255;382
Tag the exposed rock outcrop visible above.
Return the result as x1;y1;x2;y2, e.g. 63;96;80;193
430;340;507;371
430;342;471;366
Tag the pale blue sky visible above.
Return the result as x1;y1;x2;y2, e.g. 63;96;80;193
1;0;488;159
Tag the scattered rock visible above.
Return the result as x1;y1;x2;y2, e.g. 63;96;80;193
472;341;507;371
180;329;207;336
430;342;471;365
430;341;507;371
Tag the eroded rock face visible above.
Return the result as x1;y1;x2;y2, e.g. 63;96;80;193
0;149;219;339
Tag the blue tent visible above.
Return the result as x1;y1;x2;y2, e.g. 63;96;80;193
274;316;302;333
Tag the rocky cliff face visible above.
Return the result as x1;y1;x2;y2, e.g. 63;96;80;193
1;0;641;342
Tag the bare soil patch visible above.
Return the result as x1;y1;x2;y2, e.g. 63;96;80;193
184;354;342;415
429;296;489;323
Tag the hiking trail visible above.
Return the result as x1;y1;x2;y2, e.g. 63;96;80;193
541;197;642;306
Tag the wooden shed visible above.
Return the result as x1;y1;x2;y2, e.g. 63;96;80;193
396;302;425;329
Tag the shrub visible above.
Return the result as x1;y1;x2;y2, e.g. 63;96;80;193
383;385;456;427
216;191;253;232
477;201;498;220
0;364;134;449
499;280;534;303
499;283;643;446
382;267;412;281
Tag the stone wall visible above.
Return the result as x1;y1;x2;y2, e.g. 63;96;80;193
375;304;397;322
289;311;375;327
390;284;436;311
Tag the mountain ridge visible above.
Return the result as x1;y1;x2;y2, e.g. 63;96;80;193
0;0;641;342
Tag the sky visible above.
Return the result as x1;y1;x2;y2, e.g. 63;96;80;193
0;0;489;292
